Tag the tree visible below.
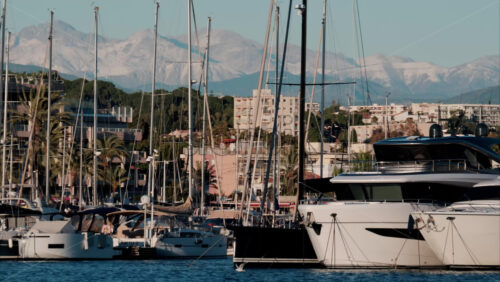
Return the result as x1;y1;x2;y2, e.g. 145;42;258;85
9;87;70;189
352;152;373;172
96;134;129;197
280;146;298;195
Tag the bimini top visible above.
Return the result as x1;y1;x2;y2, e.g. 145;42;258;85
374;136;500;166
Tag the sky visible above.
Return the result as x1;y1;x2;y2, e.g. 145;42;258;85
6;0;500;67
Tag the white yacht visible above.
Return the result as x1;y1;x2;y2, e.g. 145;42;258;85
0;203;40;258
18;211;118;259
412;199;500;268
299;133;500;268
155;228;227;258
108;209;227;258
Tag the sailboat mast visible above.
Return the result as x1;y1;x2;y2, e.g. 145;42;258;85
272;5;279;209
93;6;98;206
0;0;6;146
148;1;159;245
1;30;9;191
187;0;193;200
59;127;66;211
79;107;83;209
149;1;159;202
172;136;176;203
298;0;307;202
201;17;211;214
46;10;53;202
320;0;326;178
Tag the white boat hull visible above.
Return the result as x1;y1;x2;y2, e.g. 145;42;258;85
19;232;118;259
299;202;443;268
155;234;227;258
412;202;500;267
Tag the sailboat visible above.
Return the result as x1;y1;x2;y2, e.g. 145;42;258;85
16;7;119;260
153;0;226;258
231;0;319;268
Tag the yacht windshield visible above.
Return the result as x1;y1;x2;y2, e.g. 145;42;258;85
349;184;403;201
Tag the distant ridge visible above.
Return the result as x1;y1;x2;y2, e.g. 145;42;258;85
7;63;78;81
8;20;500;103
444;85;500;104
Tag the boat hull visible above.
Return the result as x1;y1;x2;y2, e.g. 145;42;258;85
412;205;500;267
299;202;443;268
155;234;227;258
231;225;319;267
18;232;117;259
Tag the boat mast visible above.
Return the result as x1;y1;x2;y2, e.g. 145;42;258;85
238;0;274;220
0;0;5;201
162;160;166;202
8;130;12;200
187;0;193;200
172;136;177;203
93;6;98;206
148;1;159;246
201;17;211;214
149;1;159;203
272;5;279;210
297;0;307;198
0;0;6;156
59;127;66;211
79;107;83;209
1;30;8;193
297;0;307;205
259;0;292;219
320;0;326;178
45;10;53;202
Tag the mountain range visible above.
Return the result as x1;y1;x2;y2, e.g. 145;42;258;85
9;20;500;105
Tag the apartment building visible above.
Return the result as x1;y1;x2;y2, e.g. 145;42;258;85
234;89;320;136
410;103;500;127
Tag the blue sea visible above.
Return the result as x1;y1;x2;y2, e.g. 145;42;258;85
1;259;498;282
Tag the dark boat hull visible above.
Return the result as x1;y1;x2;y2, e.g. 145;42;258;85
231;225;320;268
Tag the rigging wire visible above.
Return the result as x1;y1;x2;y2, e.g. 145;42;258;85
353;0;371;105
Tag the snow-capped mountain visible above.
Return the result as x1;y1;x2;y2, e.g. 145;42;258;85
9;21;500;103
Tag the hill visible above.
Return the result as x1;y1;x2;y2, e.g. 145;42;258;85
444;85;500;104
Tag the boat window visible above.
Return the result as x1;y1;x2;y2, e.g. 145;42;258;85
48;244;64;249
350;184;366;201
348;184;402;201
180;232;199;238
80;214;94;232
371;184;403;201
71;215;81;230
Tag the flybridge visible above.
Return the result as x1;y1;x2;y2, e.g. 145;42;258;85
374;135;500;166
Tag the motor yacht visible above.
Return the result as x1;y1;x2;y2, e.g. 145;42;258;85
299;133;500;268
412;197;500;268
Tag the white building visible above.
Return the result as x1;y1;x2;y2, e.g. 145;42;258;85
234;89;320;136
348;103;409;124
410;103;500;127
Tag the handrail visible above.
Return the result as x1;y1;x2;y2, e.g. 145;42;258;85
344;159;482;173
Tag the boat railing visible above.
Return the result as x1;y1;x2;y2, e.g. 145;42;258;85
374;159;472;173
301;198;445;206
344;159;476;173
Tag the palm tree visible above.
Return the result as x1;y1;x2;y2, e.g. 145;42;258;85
96;134;129;197
193;160;217;204
9;87;69;189
280;146;298;196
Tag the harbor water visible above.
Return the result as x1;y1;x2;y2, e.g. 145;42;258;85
1;259;498;281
